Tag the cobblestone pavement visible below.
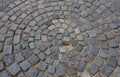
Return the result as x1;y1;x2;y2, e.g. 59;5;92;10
0;0;120;77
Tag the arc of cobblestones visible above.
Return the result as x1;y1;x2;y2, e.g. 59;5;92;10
0;0;120;77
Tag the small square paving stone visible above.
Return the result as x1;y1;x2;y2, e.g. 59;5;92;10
48;65;56;74
45;57;53;64
90;46;99;56
53;60;60;66
15;52;24;62
27;67;38;77
4;54;14;65
0;70;9;77
2;15;9;21
109;48;119;57
76;44;83;51
67;66;76;75
20;60;31;71
89;30;97;37
100;49;108;58
28;54;39;65
22;47;32;58
3;45;12;54
8;63;21;75
29;42;35;49
13;35;20;44
14;44;22;53
108;40;118;47
76;60;86;71
98;34;107;41
106;32;115;39
114;67;120;77
10;15;17;21
39;44;47;51
38;52;46;61
37;61;47;71
88;64;99;75
101;64;113;76
33;48;41;54
101;42;109;49
0;35;5;42
0;62;4;71
94;57;103;67
70;33;76;38
107;56;117;68
56;66;65;76
87;54;94;62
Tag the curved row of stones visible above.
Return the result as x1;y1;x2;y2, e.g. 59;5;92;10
0;0;120;77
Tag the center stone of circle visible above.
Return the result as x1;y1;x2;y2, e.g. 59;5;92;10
40;19;84;60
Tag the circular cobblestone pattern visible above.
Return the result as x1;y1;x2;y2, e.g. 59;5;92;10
0;0;120;77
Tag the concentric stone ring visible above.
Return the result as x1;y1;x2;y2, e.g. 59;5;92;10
0;0;120;77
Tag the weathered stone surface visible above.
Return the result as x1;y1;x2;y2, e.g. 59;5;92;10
4;54;14;65
90;46;99;56
3;45;12;55
114;67;120;77
15;52;24;62
48;65;56;74
27;67;38;77
76;60;86;71
101;65;113;76
88;64;99;75
20;60;31;71
0;70;9;77
107;56;117;68
56;66;65;76
37;61;47;71
8;63;21;75
67;66;76;75
28;54;39;65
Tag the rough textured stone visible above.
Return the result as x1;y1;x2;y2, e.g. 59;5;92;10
56;66;65;76
20;60;31;71
88;64;99;75
15;52;24;62
0;70;9;77
48;65;56;74
90;46;99;56
8;63;21;75
99;49;108;58
28;54;39;65
67;66;76;75
27;67;38;77
107;56;117;68
89;30;97;37
101;65;113;76
94;57;103;67
3;45;12;55
76;60;86;71
114;67;120;77
37;61;47;71
4;54;14;65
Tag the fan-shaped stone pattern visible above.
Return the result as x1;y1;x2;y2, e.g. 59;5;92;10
0;0;120;77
